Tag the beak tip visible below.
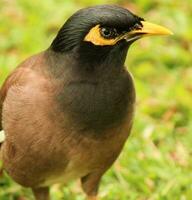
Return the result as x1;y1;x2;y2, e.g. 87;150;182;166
140;21;174;36
162;29;174;36
161;30;174;36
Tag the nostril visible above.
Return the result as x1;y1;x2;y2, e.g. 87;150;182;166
133;23;143;30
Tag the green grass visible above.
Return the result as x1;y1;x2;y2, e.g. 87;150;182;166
0;0;192;199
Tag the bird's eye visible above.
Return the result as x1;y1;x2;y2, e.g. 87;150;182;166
100;27;118;39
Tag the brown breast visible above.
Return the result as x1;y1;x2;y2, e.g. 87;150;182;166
1;55;135;187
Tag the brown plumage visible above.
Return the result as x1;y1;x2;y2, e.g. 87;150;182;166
0;5;172;200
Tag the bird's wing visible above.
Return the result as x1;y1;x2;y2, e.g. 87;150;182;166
0;93;4;142
0;93;4;143
0;67;27;131
0;94;2;131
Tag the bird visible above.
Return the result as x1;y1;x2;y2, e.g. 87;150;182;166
0;5;172;200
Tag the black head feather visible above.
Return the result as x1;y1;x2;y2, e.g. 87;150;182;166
51;5;144;52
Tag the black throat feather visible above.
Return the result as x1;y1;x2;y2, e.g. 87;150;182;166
47;49;135;133
48;5;139;133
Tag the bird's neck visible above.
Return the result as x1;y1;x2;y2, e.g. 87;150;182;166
46;46;128;79
45;50;135;133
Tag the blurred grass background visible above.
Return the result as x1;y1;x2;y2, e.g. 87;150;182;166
0;0;192;199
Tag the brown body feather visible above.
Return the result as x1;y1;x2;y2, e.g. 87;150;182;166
0;50;135;196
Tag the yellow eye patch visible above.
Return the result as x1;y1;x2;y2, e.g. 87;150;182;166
84;25;120;46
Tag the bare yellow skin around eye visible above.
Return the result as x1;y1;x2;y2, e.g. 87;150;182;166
84;25;119;46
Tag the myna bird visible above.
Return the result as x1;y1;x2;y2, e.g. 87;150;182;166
0;5;172;200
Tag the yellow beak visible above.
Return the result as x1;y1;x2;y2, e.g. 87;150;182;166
124;21;173;42
133;21;173;36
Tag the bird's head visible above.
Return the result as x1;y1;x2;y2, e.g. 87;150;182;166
51;5;172;66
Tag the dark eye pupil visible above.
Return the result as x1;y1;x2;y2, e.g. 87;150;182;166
103;28;111;36
100;27;117;39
